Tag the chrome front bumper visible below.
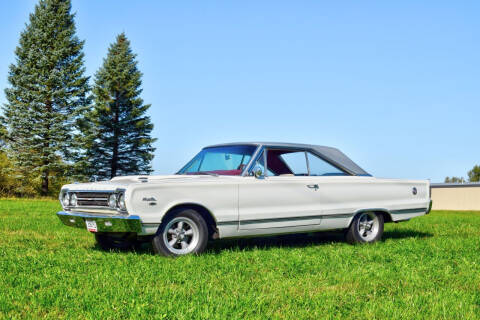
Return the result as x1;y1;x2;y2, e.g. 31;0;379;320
57;211;142;233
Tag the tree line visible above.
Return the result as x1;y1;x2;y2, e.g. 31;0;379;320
0;0;155;197
445;165;480;184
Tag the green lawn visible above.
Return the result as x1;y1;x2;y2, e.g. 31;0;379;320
0;199;479;319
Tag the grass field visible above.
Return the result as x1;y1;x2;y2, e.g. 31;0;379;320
0;199;479;319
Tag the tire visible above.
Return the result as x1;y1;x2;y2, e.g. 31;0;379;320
152;209;208;257
95;232;137;250
345;211;384;244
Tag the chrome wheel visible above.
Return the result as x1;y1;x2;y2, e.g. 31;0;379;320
357;212;379;242
162;217;200;255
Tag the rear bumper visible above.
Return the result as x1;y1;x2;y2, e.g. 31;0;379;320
426;200;433;214
57;211;142;233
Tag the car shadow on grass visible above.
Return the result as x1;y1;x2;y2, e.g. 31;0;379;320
206;232;345;253
383;229;433;241
206;229;433;253
92;229;433;255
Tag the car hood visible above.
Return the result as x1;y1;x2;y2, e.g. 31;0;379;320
61;175;242;191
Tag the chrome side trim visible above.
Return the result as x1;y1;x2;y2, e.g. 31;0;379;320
217;213;354;226
217;208;428;227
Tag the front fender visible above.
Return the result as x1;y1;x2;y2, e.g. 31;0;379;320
127;183;238;224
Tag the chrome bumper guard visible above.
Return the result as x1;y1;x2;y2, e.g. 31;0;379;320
426;200;432;214
57;211;142;233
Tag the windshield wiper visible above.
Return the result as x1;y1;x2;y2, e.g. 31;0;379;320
177;172;219;176
198;172;219;177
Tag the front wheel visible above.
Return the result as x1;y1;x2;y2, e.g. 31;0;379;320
152;209;208;256
345;212;384;244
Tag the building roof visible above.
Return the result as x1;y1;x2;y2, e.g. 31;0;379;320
431;182;480;188
205;142;370;176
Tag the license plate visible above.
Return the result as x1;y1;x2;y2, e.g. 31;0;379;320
85;220;97;232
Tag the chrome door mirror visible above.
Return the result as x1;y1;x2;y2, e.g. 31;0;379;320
252;165;265;179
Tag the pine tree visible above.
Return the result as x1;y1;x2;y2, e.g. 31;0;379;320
1;0;89;195
80;33;155;179
0;123;6;149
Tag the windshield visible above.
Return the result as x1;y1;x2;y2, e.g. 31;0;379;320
178;145;257;176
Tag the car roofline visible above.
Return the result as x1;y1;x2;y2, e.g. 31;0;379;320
203;142;370;176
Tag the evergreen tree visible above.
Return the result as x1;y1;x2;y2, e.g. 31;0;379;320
0;123;6;149
1;0;89;195
80;33;155;179
468;165;480;182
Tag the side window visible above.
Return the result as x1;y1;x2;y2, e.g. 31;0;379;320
307;152;347;176
279;152;308;176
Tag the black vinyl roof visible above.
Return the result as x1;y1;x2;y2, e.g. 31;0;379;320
205;142;370;176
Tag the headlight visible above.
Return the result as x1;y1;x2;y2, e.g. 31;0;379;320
62;193;70;206
108;194;117;208
118;193;126;211
70;193;77;207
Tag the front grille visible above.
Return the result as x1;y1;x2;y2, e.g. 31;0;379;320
74;192;112;207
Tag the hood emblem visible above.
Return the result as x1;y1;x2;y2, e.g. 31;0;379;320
412;187;417;195
142;197;157;202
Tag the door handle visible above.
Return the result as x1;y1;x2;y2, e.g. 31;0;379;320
307;184;319;190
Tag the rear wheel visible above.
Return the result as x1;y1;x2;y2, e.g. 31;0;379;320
346;212;384;244
152;209;208;256
95;232;137;250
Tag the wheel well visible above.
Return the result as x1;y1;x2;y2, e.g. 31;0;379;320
350;210;393;226
378;211;393;223
163;204;218;239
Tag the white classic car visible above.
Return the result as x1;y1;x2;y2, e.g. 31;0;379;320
57;142;432;256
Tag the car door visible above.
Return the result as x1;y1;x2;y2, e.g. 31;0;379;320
303;151;353;215
238;148;324;230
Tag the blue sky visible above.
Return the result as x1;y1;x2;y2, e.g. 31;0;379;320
1;1;479;182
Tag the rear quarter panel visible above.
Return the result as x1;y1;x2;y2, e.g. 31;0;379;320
316;176;430;221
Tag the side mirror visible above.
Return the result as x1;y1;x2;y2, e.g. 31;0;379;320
252;165;265;179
